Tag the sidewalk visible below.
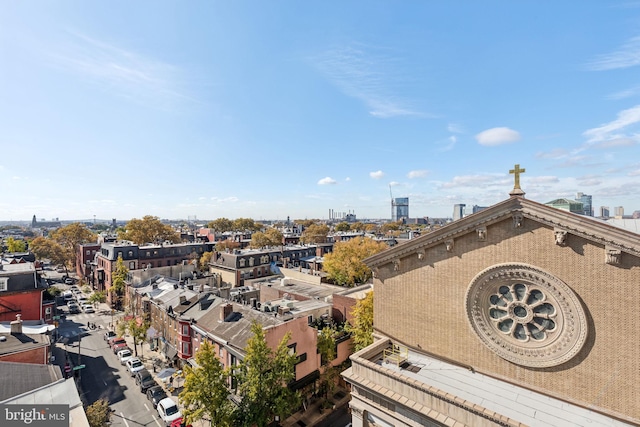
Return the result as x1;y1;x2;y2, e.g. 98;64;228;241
282;388;351;427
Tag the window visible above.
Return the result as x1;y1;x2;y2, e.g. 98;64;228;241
182;342;191;356
45;307;52;314
0;278;8;291
239;259;246;267
182;324;190;336
466;263;588;368
129;262;135;269
86;250;90;255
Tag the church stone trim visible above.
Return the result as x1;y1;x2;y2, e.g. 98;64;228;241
605;246;621;265
465;263;588;368
553;228;567;246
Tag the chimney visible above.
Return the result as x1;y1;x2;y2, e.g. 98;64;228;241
220;303;233;322
10;314;22;335
179;295;186;304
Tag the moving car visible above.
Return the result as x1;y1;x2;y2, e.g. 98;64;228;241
110;337;126;349
104;331;116;341
135;369;157;393
146;385;167;408
81;304;95;313
157;397;182;426
126;358;145;376
67;303;80;314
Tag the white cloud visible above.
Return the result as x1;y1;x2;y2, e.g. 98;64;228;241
317;177;337;185
210;196;239;203
587;36;640;71
313;45;428;118
407;170;429;179
369;170;385;179
536;148;569;160
52;31;192;109
528;176;559;184
628;169;640;176
475;127;521;146
440;174;505;189
447;123;464;133
583;106;640;143
389;181;400;187
345;177;351;182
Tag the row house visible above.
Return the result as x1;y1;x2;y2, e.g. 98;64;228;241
186;298;333;393
0;316;52;365
209;244;332;288
91;241;213;301
128;276;212;364
0;260;52;323
76;243;100;281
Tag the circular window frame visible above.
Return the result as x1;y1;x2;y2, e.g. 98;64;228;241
465;263;588;368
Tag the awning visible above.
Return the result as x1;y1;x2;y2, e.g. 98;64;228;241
157;368;176;379
288;369;319;391
165;345;178;360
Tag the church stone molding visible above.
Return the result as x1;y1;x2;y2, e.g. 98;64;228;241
416;249;425;260
605;247;621;265
393;259;401;272
512;212;524;228
445;239;454;252
465;263;588;368
554;228;567;246
476;226;487;241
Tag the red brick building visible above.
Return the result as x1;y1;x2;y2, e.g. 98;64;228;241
0;260;47;322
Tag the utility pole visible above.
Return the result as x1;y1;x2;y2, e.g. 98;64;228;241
78;334;81;380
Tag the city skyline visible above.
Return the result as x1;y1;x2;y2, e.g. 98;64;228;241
2;2;640;221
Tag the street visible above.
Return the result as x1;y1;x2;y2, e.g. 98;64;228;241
53;287;167;427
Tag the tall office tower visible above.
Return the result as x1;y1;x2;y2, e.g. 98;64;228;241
600;206;610;218
392;197;409;222
576;192;593;216
614;206;624;217
453;204;466;221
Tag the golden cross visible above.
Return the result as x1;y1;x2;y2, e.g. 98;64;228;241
509;164;525;190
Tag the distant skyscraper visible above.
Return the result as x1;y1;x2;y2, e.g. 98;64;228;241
614;206;624;217
600;206;610;218
392;198;409;222
453;204;466;221
576;192;593;216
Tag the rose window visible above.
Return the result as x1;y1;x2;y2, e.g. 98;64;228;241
466;263;588;368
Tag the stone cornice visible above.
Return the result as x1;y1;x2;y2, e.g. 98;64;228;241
365;197;640;268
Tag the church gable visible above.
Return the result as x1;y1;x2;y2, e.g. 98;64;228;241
366;196;640;422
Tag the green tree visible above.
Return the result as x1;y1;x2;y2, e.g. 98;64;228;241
50;223;97;270
207;217;234;233
323;237;387;286
180;341;235;427
380;221;402;234
85;398;111;427
117;215;180;245
264;228;283;246
294;219;315;228
236;322;299;427
5;237;27;253
249;228;283;249
346;291;374;351
89;291;107;307
317;326;339;400
29;236;67;269
110;256;128;309
334;222;350;232
300;224;329;244
126;317;150;357
199;251;213;271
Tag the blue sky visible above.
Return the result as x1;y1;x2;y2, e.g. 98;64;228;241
2;2;640;222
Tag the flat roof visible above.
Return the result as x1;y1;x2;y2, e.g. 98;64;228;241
377;345;631;427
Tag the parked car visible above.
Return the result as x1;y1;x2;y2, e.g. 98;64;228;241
62;291;74;302
104;331;116;341
67;303;80;314
146;385;168;408
135;369;157;393
76;296;88;304
113;342;128;354
64;277;74;285
110;337;126;349
117;349;133;365
170;418;192;427
157;397;182;426
126;358;145;376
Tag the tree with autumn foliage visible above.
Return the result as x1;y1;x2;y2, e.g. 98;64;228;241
180;341;235;427
300;223;329;244
29;236;71;271
346;291;374;351
49;223;97;269
110;255;128;309
117;215;179;245
323;237;387;286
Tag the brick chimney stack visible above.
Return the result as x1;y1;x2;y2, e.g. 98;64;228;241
10;314;23;335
